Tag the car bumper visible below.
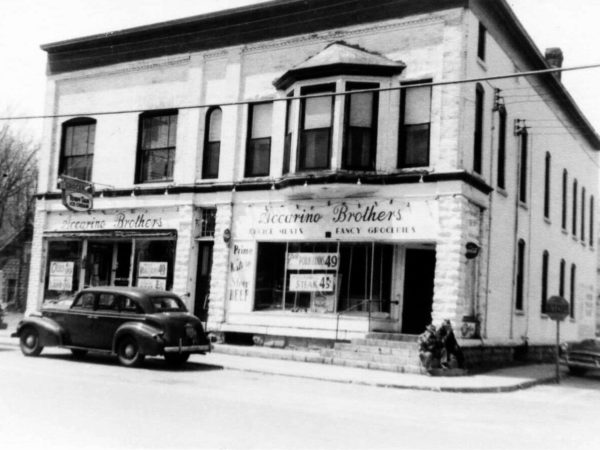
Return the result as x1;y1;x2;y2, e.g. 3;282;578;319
163;344;212;354
560;357;600;370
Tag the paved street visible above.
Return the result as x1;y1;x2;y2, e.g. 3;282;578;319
1;343;599;450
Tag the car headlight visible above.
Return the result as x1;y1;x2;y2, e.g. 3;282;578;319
559;343;569;356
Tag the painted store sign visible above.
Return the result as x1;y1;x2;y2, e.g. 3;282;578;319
235;199;438;241
45;208;180;232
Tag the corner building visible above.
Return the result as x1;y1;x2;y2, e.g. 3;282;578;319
29;0;599;350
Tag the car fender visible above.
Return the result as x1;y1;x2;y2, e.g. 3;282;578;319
112;322;164;356
14;316;65;347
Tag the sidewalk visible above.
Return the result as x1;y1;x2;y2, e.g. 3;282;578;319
0;311;561;393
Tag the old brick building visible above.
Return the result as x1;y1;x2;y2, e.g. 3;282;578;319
28;0;599;356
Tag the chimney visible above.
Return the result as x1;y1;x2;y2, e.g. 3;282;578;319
545;47;564;80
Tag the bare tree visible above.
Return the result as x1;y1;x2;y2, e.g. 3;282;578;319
0;122;38;233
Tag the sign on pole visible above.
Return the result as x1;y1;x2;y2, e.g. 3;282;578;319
546;295;570;383
60;175;94;212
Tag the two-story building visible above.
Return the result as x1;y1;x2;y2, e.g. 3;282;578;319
28;0;599;350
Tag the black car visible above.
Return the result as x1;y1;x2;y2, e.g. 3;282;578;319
12;287;211;367
561;338;600;376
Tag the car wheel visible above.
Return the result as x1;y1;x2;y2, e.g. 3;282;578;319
70;349;88;359
164;352;190;367
20;327;43;357
568;366;587;376
117;336;145;367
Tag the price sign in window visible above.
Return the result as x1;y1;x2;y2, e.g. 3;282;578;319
289;274;336;293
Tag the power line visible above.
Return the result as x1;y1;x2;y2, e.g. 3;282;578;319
2;62;600;122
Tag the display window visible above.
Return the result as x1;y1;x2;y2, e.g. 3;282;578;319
254;241;394;314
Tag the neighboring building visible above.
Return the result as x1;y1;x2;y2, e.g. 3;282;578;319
28;0;599;348
0;226;32;310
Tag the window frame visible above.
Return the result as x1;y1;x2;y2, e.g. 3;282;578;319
570;264;576;319
473;84;484;175
342;81;379;171
544;152;551;219
58;117;97;182
398;80;432;169
518;130;528;203
515;239;525;312
562;169;568;230
135;109;178;184
282;92;294;175
297;83;336;172
497;107;507;189
572;179;578;236
581;187;586;242
559;258;566;298
202;107;222;180
590;196;595;247
477;22;487;62
541;250;549;314
244;102;273;178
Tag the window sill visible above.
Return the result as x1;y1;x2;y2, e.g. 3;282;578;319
514;310;525;316
518;201;528;211
562;228;568;235
134;179;174;186
544;217;551;226
540;314;549;320
496;187;508;198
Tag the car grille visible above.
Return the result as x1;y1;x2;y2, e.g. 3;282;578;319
569;352;600;365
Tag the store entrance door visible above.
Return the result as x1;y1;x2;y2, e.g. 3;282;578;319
194;242;213;321
401;248;436;335
85;242;114;287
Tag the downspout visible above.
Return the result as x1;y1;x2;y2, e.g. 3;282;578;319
524;132;533;340
509;129;521;340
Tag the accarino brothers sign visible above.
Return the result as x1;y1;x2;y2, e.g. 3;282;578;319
60;175;94;212
235;200;438;241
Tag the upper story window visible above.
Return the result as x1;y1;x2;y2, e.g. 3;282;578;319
515;239;525;312
398;81;431;168
497;107;507;189
59;118;96;181
298;84;335;172
282;93;294;175
559;258;566;297
544;152;551;219
136;110;177;183
202;107;222;179
518;130;528;203
473;83;484;175
342;82;379;170
572;179;578;236
581;187;586;242
590;196;595;247
570;264;576;319
541;250;549;314
245;102;272;177
477;22;487;61
562;169;568;229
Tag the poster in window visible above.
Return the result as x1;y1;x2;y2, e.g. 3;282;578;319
48;261;74;291
289;274;336;292
138;262;168;278
137;278;167;290
287;253;339;271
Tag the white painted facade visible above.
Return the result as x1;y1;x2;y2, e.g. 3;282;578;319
28;0;599;345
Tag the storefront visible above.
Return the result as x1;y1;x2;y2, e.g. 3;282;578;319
219;195;442;339
40;208;181;303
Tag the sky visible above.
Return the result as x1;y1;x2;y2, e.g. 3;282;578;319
1;0;600;140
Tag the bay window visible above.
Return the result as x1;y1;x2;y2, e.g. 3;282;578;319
398;81;431;168
342;82;379;170
298;84;335;171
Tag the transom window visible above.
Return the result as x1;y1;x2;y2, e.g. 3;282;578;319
59;118;96;181
136;110;177;183
298;84;335;171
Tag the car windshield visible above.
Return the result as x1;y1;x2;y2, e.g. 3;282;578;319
150;296;186;312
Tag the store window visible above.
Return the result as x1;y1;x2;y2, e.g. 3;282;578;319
45;241;83;300
136;110;178;183
342;82;378;170
203;107;222;179
298;84;335;171
398;81;431;168
59;118;96;181
133;240;176;291
245;102;272;177
253;242;393;314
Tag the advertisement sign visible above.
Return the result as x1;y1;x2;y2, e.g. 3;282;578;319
289;274;336;292
287;253;339;271
138;262;168;278
137;278;167;290
48;261;74;291
235;199;438;241
60;175;94;212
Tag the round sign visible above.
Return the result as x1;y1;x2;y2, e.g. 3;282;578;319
546;295;570;321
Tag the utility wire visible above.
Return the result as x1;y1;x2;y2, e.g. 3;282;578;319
2;62;600;122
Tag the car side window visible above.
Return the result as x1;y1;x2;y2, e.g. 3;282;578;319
73;292;95;309
119;296;141;314
97;293;118;311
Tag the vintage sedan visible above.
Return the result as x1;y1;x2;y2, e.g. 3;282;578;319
560;338;600;376
12;287;211;367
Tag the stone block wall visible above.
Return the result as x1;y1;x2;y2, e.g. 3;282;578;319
207;203;233;330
